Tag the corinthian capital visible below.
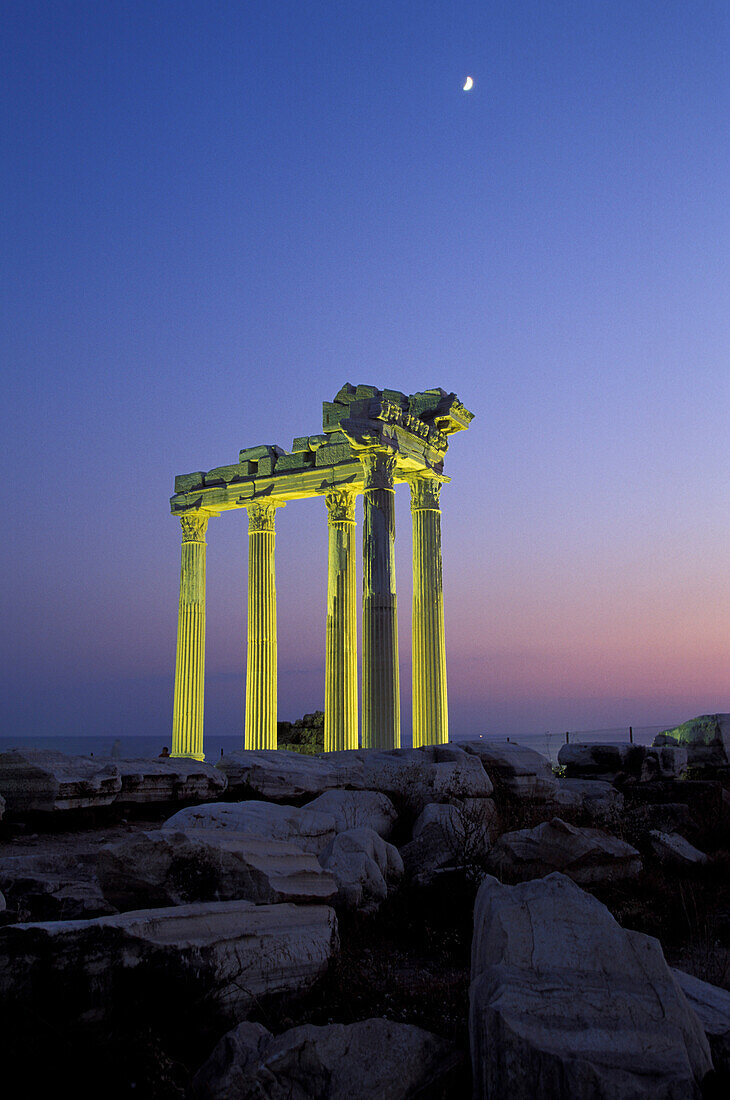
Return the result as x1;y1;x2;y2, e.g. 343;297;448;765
179;513;209;543
247;499;284;533
359;450;397;491
409;476;442;512
325;487;357;523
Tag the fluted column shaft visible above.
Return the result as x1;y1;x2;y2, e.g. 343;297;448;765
410;477;448;747
245;500;283;750
361;450;400;749
171;514;209;761
324;489;359;752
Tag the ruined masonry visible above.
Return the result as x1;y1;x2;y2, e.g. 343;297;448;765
170;384;473;760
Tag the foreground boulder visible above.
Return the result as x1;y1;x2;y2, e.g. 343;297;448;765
303;789;398;838
673;969;730;1079
488;818;641;884
470;873;712;1098
0;900;338;1027
319;827;403;912
192;1017;461;1099
97;829;336;910
163;800;338;855
0;750;120;812
115;758;227;804
461;741;557;802
655;714;730;768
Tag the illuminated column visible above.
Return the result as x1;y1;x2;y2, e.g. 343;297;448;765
361;450;400;749
245;499;284;750
324;488;359;752
410;476;448;747
171;513;210;761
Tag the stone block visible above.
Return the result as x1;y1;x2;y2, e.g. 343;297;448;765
488;817;642;884
216;749;359;802
654;714;730;768
303;789;397;838
0;750;121;813
0;900;339;1028
648;831;708;867
672;969;730;1079
238;444;285;463
319;827;403;912
115;758;227;804
275;451;314;472
558;742;646;780
470;873;712;1098
315;442;353;466
462;741;558;802
204;464;248;486
163;799;339;855
192;1018;461;1100
97;828;337;910
0;852;115;921
555;778;624;819
174;471;205;493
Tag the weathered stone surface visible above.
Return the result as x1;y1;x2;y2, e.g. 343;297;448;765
461;741;558;802
115;758;226;804
0;900;338;1026
192;1017;461;1100
163;801;338;855
216;750;361;802
318;745;493;812
640;745;689;781
648;831;708;867
654;714;730;767
488;817;642;884
401;799;495;885
672;969;730;1079
97;829;336;910
558;742;646;781
319;827;403;912
0;851;115;921
303;790;397;838
0;750;121;812
555;778;624;819
470;873;712;1098
558;742;687;783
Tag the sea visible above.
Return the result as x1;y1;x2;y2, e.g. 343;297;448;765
0;725;671;764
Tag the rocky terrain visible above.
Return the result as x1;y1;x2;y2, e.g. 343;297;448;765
0;715;729;1097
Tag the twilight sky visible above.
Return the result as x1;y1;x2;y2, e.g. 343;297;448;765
2;1;729;745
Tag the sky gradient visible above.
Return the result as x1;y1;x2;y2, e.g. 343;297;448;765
2;1;729;744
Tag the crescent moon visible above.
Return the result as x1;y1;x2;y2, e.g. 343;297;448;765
463;76;473;91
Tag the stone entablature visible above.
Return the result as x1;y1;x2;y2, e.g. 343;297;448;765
169;384;473;761
170;385;473;515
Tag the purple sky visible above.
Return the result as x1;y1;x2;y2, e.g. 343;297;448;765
2;2;729;744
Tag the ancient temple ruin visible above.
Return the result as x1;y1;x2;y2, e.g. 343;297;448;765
170;384;473;760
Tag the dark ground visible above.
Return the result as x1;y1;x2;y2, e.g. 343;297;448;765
1;797;730;1098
